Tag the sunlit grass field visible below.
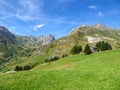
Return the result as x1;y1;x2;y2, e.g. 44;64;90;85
0;49;120;90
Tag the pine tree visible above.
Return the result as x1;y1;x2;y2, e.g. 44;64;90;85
84;44;92;55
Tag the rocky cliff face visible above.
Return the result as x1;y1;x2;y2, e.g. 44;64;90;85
17;34;55;46
41;34;55;45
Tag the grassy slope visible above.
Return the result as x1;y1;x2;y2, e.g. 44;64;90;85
0;49;120;90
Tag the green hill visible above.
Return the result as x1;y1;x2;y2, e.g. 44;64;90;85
0;49;120;90
39;24;120;57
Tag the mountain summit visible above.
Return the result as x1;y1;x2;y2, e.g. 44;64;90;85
92;24;110;31
0;26;16;44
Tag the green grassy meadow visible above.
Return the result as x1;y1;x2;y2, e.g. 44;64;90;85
0;49;120;90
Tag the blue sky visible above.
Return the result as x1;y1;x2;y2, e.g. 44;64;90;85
0;0;120;38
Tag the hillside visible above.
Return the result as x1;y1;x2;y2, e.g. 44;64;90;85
0;49;120;89
0;26;18;63
39;24;120;57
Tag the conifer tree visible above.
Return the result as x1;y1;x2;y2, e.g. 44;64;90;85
84;44;92;55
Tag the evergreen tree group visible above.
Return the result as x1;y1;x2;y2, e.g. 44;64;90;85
96;41;112;51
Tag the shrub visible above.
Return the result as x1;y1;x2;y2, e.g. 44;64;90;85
45;56;60;63
51;56;60;61
24;65;31;70
62;54;68;58
44;58;50;62
15;65;23;71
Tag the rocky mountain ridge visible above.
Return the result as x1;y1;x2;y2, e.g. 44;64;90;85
17;34;55;46
0;26;55;63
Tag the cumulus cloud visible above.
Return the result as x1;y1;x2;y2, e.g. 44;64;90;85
97;11;103;16
34;24;44;31
89;5;97;10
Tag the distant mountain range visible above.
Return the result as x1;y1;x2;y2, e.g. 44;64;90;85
0;26;55;63
16;34;55;46
1;24;120;67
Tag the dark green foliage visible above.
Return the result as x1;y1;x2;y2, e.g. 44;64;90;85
44;56;60;63
51;56;60;61
96;41;112;51
62;54;68;58
71;45;82;55
15;64;32;71
105;42;112;50
24;65;31;70
15;65;23;71
84;44;92;55
44;58;50;62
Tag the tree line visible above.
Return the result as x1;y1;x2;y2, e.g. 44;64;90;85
71;41;112;55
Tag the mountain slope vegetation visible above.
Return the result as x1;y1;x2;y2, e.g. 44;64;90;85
39;24;120;57
0;49;120;89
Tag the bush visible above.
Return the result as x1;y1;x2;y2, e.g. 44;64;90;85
84;44;92;55
71;45;82;55
15;65;23;71
45;56;60;63
51;56;60;61
62;54;68;58
24;65;31;70
44;58;50;62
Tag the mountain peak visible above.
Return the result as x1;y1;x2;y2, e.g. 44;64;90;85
0;26;9;32
92;23;109;30
0;26;7;30
0;26;16;43
81;24;89;27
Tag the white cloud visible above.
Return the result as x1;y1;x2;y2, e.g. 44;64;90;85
97;11;103;16
34;24;44;31
17;0;43;21
0;0;44;21
89;5;97;10
19;0;40;13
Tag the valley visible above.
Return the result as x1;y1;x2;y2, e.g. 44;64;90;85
0;24;120;90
